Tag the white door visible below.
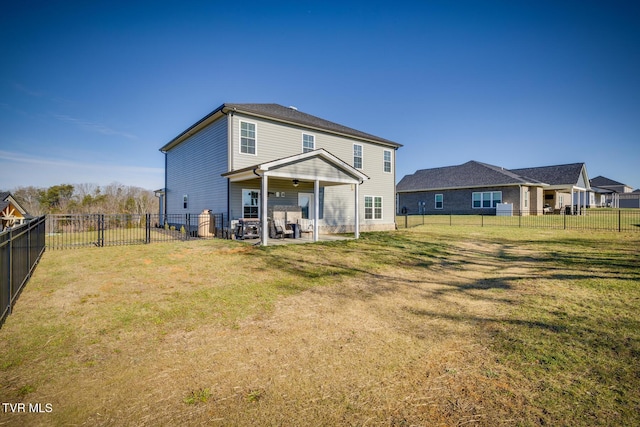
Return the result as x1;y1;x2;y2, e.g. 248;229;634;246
298;193;315;219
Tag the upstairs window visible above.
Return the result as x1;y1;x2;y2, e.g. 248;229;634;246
383;150;392;173
240;121;256;155
302;133;315;153
353;144;363;169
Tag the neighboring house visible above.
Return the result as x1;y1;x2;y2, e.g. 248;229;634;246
0;192;30;230
396;161;548;216
159;103;401;245
510;163;591;212
590;176;640;208
397;161;591;215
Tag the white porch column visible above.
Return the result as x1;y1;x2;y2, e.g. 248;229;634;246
571;188;574;215
261;174;268;246
354;182;360;239
313;179;319;242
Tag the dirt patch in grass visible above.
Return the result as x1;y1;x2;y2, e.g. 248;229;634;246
1;227;639;426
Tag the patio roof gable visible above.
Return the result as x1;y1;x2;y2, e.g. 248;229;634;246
222;149;369;185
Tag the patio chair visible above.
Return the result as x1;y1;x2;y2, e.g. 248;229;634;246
298;218;314;239
274;219;293;238
269;218;284;239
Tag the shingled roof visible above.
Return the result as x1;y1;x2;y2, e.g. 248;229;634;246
161;103;401;152
396;161;545;192
590;175;625;187
0;192;11;213
510;163;586;186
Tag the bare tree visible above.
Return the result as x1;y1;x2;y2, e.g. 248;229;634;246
9;183;159;215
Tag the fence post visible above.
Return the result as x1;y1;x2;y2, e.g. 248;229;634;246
481;213;484;227
99;214;105;247
145;213;151;243
619;209;621;233
404;215;407;229
449;212;452;226
519;210;522;228
564;211;567;230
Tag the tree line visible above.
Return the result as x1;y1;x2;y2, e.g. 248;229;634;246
6;183;159;216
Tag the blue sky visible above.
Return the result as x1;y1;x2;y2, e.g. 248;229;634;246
1;0;639;191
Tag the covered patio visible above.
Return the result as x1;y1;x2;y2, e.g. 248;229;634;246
222;149;369;246
239;233;353;246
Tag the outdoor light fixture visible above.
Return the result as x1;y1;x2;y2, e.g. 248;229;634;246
293;179;299;187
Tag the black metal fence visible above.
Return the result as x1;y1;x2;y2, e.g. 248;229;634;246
396;209;640;232
46;213;229;250
1;216;46;327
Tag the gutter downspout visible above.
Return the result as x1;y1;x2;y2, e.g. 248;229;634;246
222;107;233;230
164;152;168;222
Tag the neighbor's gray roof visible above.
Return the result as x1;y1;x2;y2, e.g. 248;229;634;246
590;175;625;187
396;161;545;192
0;192;11;212
510;163;585;186
161;103;401;152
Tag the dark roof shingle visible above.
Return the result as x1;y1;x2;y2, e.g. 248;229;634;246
397;161;543;192
162;103;401;151
590;175;625;187
510;163;585;186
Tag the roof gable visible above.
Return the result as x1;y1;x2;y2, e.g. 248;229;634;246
510;163;587;187
590;175;625;187
222;148;369;186
0;193;30;218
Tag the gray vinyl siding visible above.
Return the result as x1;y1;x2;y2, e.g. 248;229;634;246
166;117;228;216
230;114;397;227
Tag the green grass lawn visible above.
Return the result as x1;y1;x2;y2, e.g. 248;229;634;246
1;226;639;426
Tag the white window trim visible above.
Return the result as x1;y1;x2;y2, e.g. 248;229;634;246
239;120;258;156
435;194;443;209
353;143;363;170
472;191;503;209
383;149;392;173
364;195;383;220
302;133;315;153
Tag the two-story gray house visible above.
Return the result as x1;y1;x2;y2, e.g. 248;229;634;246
159;103;401;245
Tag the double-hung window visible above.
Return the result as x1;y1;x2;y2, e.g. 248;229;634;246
365;196;383;220
435;194;443;209
383;150;392;173
302;133;315;153
472;191;502;208
240;121;256;155
353;144;363;169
